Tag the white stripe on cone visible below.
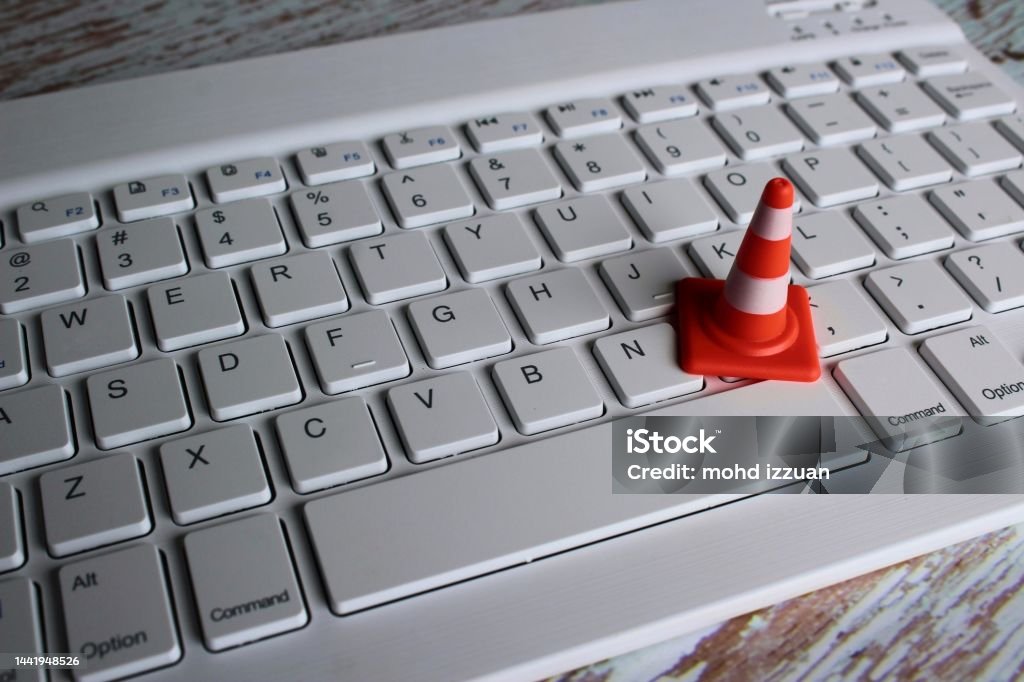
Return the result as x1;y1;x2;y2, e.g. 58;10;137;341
723;270;789;315
747;205;792;241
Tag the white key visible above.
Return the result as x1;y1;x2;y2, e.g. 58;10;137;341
947;244;1024;312
598;248;689;321
0;318;29;391
766;63;840;98
493;347;603;435
469;148;562;209
251;251;348;327
534;195;632;262
621;179;718;243
388;372;499;462
295;141;375;184
96;218;188;290
621;86;698;123
0;385;74;476
0;482;25;572
382;126;461;168
160;425;271;524
17;192;99;243
506;268;609;344
704;163;802;224
41;294;138;377
349;231;447;304
407;289;511;369
897;47;967;77
197;334;302;421
594;323;703;407
857;83;946;133
443;213;542;283
786;94;878;146
834;348;961;451
0;239;85;314
381;165;474;229
930;180;1024;241
921;326;1024;424
1004;169;1024;208
554;134;647;192
695;73;770;111
0;579;44;682
184;514;307;651
782;147;878;207
207;158;286;202
147;272;245;351
832;53;906;87
688;230;744;279
545;98;622;138
112;174;194;222
276;397;387;493
857;136;952;191
87;358;191;449
806;280;888;357
996;115;1024;153
634;118;728;175
305;310;409;394
195;198;286;268
853;194;954;259
923;73;1016;121
791;211;876;278
927;122;1023;176
865;261;973;334
289;181;382;247
711;105;805;160
465;112;544;152
59;544;181;681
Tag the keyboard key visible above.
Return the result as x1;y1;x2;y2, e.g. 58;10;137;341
897;47;967;77
766;63;840;98
782;147;878;207
59;544;180;681
704;162;802;224
853;195;954;259
534;195;632;262
41;294;137;377
195;198;287;268
0;238;85;314
634;118;727;175
621;179;719;243
96;217;189;290
251;252;348;327
17;192;99;243
0;318;29;391
857;83;945;133
806;280;888;357
0;579;44;681
443;213;542;283
923;73;1016;120
621;86;697;122
206;157;286;202
0;482;25;572
996;114;1024;152
857;136;952;191
184;514;307;651
865;261;972;334
598;247;689;321
688;230;744;279
695;73;770;110
947;244;1024;313
388;372;499;462
832;53;906;87
148;272;245;351
289;181;381;247
493;347;602;435
407;289;511;369
711;105;804;161
554;134;647;192
382;125;461;168
791;211;876;278
197;334;302;421
295;141;375;184
1004;169;1024;207
87;359;191;449
469;148;562;209
786;94;878;146
349;231;447;304
0;385;74;476
930;180;1024;241
276;397;387;493
112;174;194;222
594;323;703;407
930;122;1022;177
465;112;544;152
506;268;609;344
834;348;961;451
546;98;621;138
160;425;271;524
305;310;409;394
381;164;474;229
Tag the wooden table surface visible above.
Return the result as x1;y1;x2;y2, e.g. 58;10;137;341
3;1;1024;680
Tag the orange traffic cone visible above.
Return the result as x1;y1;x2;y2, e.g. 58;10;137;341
676;177;820;382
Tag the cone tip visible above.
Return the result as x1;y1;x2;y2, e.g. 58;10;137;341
761;177;794;210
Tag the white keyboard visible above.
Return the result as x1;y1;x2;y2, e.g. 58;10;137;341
4;1;1024;680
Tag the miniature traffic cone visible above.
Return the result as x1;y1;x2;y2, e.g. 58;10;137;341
676;177;820;382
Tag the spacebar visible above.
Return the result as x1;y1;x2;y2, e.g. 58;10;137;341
304;380;850;615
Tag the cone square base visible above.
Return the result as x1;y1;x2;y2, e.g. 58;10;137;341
675;278;821;382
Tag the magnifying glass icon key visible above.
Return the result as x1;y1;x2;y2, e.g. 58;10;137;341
31;202;48;212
